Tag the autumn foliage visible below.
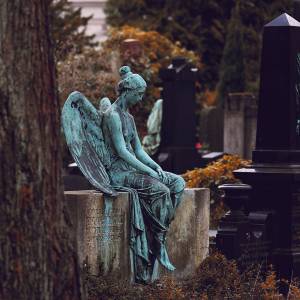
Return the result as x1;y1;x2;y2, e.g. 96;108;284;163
57;25;202;137
182;155;251;227
85;252;300;299
182;154;250;189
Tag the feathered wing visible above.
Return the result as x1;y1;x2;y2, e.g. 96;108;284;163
62;91;117;196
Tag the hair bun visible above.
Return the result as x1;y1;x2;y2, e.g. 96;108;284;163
119;66;132;79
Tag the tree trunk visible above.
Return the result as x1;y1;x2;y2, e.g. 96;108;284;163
0;1;82;299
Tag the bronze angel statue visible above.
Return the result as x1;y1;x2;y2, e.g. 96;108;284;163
62;66;185;283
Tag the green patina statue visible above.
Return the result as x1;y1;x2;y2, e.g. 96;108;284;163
62;66;185;283
142;98;163;155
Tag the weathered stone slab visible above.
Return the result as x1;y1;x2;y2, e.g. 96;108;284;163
65;188;210;281
223;93;257;159
160;188;210;279
65;191;131;280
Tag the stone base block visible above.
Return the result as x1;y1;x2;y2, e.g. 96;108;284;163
65;188;210;281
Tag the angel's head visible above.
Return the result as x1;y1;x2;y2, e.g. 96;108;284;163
117;66;147;107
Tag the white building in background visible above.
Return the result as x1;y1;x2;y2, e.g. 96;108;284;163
69;0;108;43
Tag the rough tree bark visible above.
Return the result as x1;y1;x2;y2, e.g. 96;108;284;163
0;1;82;299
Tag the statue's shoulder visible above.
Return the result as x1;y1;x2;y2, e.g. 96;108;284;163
99;97;113;117
100;101;121;126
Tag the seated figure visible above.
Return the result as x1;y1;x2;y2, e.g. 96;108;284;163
62;66;185;283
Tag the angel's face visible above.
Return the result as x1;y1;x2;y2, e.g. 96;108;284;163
125;87;146;107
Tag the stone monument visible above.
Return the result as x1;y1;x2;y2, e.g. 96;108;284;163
158;57;200;173
217;13;300;279
223;92;257;159
65;188;210;281
62;66;189;283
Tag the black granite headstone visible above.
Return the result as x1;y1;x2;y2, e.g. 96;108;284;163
216;184;251;260
234;13;300;279
254;13;300;163
216;184;273;270
158;57;201;173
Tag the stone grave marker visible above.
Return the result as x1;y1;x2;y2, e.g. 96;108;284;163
223;92;257;159
217;13;300;279
158;57;201;173
65;188;210;281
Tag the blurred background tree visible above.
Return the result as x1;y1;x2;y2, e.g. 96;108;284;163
57;26;202;137
105;0;292;102
49;0;97;61
105;0;228;91
216;1;246;106
102;26;202;135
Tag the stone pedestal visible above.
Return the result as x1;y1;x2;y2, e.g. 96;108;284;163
160;188;210;279
235;167;300;277
65;188;210;281
66;191;131;279
216;184;274;271
231;14;300;279
216;184;251;260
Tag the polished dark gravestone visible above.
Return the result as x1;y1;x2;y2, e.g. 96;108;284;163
216;184;273;270
158;57;200;173
253;13;300;161
216;184;252;260
233;13;300;278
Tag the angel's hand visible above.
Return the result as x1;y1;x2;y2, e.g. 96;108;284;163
147;169;160;180
156;166;167;182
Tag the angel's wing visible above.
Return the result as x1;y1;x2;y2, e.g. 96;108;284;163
62;91;117;196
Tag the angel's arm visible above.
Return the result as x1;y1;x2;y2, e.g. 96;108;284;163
133;127;159;169
107;112;159;179
132;121;167;180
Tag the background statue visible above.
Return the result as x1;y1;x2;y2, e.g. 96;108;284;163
62;66;185;283
142;98;163;155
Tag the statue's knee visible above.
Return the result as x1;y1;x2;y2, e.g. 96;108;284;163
175;176;185;192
